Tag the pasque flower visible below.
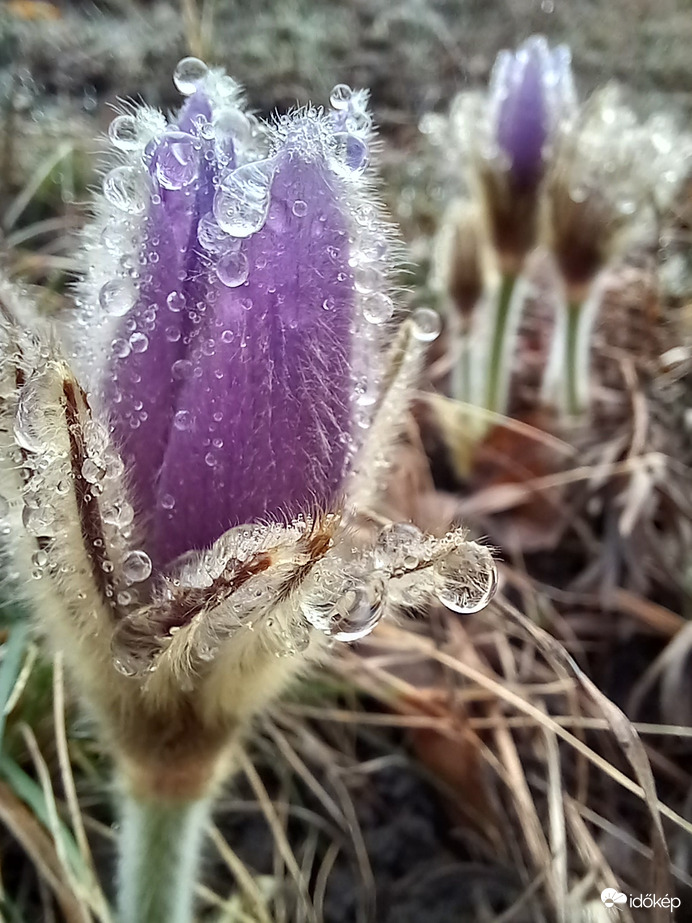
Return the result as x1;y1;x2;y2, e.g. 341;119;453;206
435;37;577;420
542;84;692;416
0;60;497;923
481;34;576;272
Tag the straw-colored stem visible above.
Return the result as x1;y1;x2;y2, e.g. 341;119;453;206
117;793;210;923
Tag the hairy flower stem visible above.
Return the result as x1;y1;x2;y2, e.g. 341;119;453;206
484;272;518;414
117;792;211;923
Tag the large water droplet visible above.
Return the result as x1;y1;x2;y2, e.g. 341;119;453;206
214;159;275;237
217;249;249;287
330;84;353;110
99;279;137;318
301;572;386;642
154;132;199;190
411;307;441;342
109;114;140;151
103;166;148;215
433;545;498;614
122;549;152;584
173;57;209;96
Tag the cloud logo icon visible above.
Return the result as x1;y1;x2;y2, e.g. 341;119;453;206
601;888;627;908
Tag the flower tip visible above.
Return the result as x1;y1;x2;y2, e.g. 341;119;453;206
491;34;576;189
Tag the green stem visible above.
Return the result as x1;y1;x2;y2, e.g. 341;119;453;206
484;273;517;414
117;794;210;923
564;300;583;417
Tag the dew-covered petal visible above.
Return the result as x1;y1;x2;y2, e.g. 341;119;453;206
151;136;355;565
103;93;220;525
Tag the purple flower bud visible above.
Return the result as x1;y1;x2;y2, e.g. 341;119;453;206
490;35;575;189
75;74;392;568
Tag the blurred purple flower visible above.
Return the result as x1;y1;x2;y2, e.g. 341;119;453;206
490;35;575;189
76;72;389;568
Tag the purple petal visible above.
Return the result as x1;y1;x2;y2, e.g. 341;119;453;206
104;93;220;541
105;121;355;567
492;37;574;189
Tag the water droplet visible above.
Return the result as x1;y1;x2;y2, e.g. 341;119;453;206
411;307;441;342
154;132;199;190
161;493;176;510
22;504;56;538
102;500;134;528
221;329;234;343
433;545;498;614
363;292;394;325
214;159;275;237
122;549;152;584
15;383;45;453
292;199;308;217
166;291;186;313
173;57;209;96
173;409;193;431
213;108;252;161
128;332;148;354
333;132;369;174
111;337;131;359
32;549;48;568
113;652;139;678
301;571;386;642
354;266;380;294
198;215;234;254
267;614;311;658
108;114;139;150
103;166;148;215
217;249;249;287
82;458;105;484
99;279;137;318
330;84;353;110
374;522;425;574
172;359;193;380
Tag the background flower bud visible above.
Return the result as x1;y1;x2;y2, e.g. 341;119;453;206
490;35;575;191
